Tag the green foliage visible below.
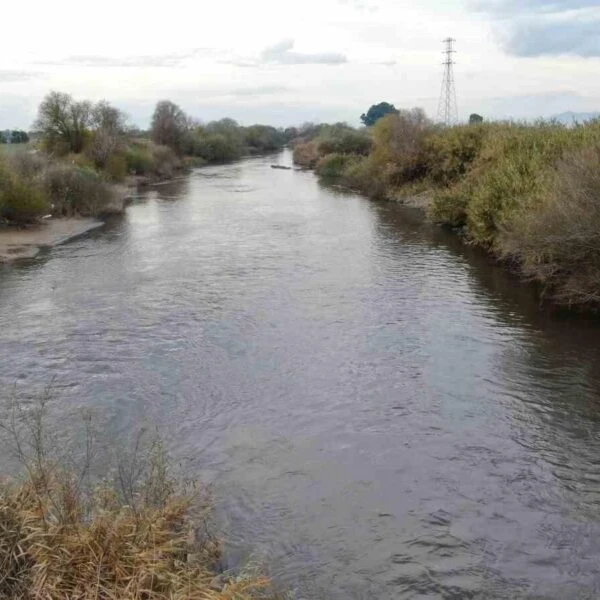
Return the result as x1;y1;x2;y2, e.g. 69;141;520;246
315;153;358;179
104;153;128;182
125;143;153;175
429;186;469;227
0;170;49;224
150;100;190;155
124;141;181;179
317;124;372;156
244;125;286;153
35;91;93;154
360;102;399;127
500;144;600;305
190;132;243;162
422;124;486;186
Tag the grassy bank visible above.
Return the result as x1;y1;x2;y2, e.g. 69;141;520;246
292;115;600;309
0;394;282;599
1;92;289;227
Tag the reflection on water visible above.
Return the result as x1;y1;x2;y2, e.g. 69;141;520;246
1;150;600;599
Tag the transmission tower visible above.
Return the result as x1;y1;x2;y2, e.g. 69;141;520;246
437;37;458;126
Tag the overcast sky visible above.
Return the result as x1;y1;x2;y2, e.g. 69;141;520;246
1;0;599;128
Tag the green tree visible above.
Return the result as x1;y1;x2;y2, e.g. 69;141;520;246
150;100;190;154
360;102;399;127
469;113;484;124
35;91;92;154
11;130;30;143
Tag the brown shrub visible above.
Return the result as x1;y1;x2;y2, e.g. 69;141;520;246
292;141;320;168
500;145;600;305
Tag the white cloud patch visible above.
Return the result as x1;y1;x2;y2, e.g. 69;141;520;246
43;49;213;68
0;70;43;82
260;39;348;65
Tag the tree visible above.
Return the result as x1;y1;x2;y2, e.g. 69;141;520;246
150;100;190;154
89;101;127;168
360;102;399;127
469;113;484;124
35;91;92;154
92;101;126;134
11;130;30;144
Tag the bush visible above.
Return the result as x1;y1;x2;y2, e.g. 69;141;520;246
340;156;390;199
190;132;244;163
7;151;47;180
244;125;285;153
292;141;320;168
104;152;127;182
125;144;153;175
149;143;181;179
0;174;50;224
422;124;486;186
429;186;469;227
500;145;600;305
124;142;181;179
315;153;358;179
0;393;276;600
42;164;115;217
317;126;372;156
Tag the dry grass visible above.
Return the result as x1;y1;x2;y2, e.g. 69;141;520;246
0;389;278;600
500;145;600;305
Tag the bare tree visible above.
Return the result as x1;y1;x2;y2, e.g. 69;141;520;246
89;101;128;168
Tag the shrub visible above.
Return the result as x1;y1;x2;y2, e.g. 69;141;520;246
292;141;320;168
369;109;433;186
125;144;153;175
42;164;115;217
0;175;50;224
422;124;487;186
149;143;181;179
244;125;285;153
317;126;372;156
429;186;469;227
0;393;275;600
190;132;244;163
104;152;127;182
7;151;47;180
315;153;358;179
340;156;389;199
124;142;180;179
500;145;600;305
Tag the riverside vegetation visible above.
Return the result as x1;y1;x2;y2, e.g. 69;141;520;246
0;390;283;599
292;109;600;308
0;92;287;226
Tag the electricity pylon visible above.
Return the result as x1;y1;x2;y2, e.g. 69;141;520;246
437;38;458;126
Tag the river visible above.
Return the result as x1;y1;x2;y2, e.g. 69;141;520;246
1;150;600;599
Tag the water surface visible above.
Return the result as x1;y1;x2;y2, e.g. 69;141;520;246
2;151;600;599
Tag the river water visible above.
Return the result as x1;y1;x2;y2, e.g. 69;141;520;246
2;151;600;599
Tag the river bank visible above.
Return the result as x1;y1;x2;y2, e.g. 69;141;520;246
3;154;600;598
293;117;600;310
0;218;105;262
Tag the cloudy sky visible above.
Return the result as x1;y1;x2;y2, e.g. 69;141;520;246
1;0;599;128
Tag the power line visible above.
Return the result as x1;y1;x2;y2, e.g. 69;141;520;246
437;37;458;126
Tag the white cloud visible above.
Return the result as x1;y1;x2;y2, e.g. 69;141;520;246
0;0;598;128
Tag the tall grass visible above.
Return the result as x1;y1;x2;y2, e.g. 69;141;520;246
293;115;600;307
0;391;281;600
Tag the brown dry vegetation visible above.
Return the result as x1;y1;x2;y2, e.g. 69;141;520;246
292;114;600;309
0;391;283;600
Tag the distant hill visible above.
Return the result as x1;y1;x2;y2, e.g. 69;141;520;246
551;111;600;125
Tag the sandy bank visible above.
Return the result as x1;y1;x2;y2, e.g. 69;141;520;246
0;218;104;262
